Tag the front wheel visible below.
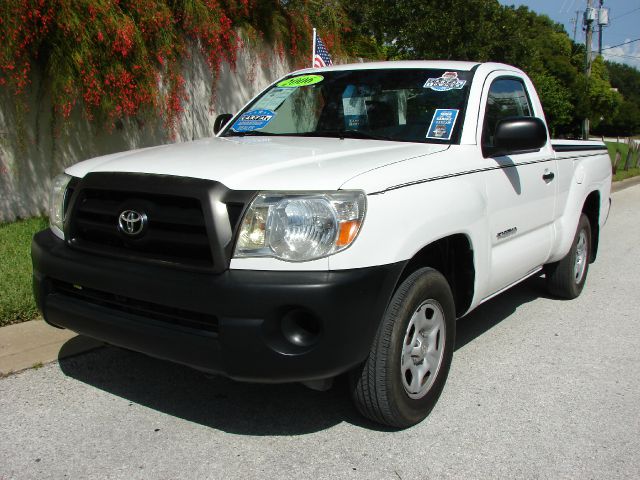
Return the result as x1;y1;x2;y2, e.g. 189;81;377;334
350;267;456;428
545;213;592;299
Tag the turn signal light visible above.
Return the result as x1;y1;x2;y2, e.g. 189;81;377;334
336;220;361;247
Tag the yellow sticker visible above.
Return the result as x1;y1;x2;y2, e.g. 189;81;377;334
276;75;324;88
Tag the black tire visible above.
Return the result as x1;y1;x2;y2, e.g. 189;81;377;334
545;213;592;299
350;267;456;428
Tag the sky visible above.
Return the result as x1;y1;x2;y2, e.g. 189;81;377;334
497;0;640;69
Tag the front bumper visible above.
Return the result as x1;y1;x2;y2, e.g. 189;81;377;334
32;230;404;382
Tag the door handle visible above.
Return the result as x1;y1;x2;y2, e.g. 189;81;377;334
542;170;555;182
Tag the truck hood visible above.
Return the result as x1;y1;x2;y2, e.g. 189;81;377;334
65;136;448;192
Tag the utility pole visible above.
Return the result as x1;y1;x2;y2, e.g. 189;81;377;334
583;0;595;140
572;10;580;42
598;0;604;55
597;1;609;55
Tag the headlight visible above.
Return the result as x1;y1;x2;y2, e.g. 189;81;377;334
235;191;366;262
49;173;72;240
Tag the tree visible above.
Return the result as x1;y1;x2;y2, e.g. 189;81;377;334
343;0;626;136
601;60;640;136
529;72;573;136
587;57;622;130
608;101;640;137
345;0;505;61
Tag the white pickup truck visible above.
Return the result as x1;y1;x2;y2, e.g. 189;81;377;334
33;61;612;427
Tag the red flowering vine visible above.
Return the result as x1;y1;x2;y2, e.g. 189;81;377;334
0;0;349;135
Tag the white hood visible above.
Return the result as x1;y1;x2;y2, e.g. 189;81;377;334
65;136;448;192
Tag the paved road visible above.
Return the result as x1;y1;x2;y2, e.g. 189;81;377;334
2;187;639;480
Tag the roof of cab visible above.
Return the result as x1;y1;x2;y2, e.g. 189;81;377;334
293;60;481;74
290;60;529;79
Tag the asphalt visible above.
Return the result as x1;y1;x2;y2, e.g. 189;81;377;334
0;184;639;479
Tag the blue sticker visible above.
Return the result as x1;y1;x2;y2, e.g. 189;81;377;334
426;109;459;140
423;72;466;92
342;85;370;130
231;109;275;132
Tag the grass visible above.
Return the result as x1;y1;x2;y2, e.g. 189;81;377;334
0;217;48;327
606;141;640;182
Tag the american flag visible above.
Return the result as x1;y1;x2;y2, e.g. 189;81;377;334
313;34;333;68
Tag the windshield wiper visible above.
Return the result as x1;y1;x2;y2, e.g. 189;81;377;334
340;129;395;141
224;131;279;137
295;129;396;141
225;129;396;141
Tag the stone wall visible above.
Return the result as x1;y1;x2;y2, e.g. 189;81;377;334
0;42;294;223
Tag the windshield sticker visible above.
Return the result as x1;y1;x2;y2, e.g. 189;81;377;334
423;72;467;92
231;109;275;132
342;85;369;129
252;88;296;111
426;109;459;140
277;74;324;88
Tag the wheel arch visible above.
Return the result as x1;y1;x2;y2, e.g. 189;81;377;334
582;190;600;263
395;234;475;318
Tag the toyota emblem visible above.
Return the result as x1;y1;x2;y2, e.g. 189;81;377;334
118;209;147;236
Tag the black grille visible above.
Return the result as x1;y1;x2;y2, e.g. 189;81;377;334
70;188;213;268
52;280;219;335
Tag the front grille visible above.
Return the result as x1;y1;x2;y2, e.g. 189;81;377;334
52;280;219;335
70;188;214;268
65;173;255;272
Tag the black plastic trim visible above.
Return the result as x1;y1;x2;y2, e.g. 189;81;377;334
552;143;608;152
32;230;405;382
64;173;256;273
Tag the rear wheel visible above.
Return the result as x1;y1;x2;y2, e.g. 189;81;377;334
545;213;591;299
350;267;456;428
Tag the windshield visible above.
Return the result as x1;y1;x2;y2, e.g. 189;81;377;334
222;68;473;144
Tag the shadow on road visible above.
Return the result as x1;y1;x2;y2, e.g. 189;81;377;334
58;275;550;435
455;274;550;350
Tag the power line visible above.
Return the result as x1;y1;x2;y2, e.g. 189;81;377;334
601;52;640;60
601;37;640;51
594;48;640;59
611;6;640;20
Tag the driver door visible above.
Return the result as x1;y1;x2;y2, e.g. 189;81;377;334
479;74;557;297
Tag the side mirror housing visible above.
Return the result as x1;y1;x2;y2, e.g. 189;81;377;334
214;113;233;135
485;116;548;157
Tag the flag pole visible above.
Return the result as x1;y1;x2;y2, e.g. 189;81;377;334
312;28;317;68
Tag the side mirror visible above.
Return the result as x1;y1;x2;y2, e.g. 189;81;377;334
214;113;233;135
486;116;548;157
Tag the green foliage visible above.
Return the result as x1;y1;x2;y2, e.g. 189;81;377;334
606;61;640;105
346;0;505;61
0;217;48;327
597;61;640;137
529;72;573;135
608;101;640;137
587;57;622;129
343;0;634;136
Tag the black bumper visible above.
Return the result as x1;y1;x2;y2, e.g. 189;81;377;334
32;230;404;383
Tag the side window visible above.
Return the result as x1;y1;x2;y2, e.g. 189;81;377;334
482;78;533;148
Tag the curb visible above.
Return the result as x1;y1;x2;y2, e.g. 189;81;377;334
0;319;103;377
612;175;640;193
